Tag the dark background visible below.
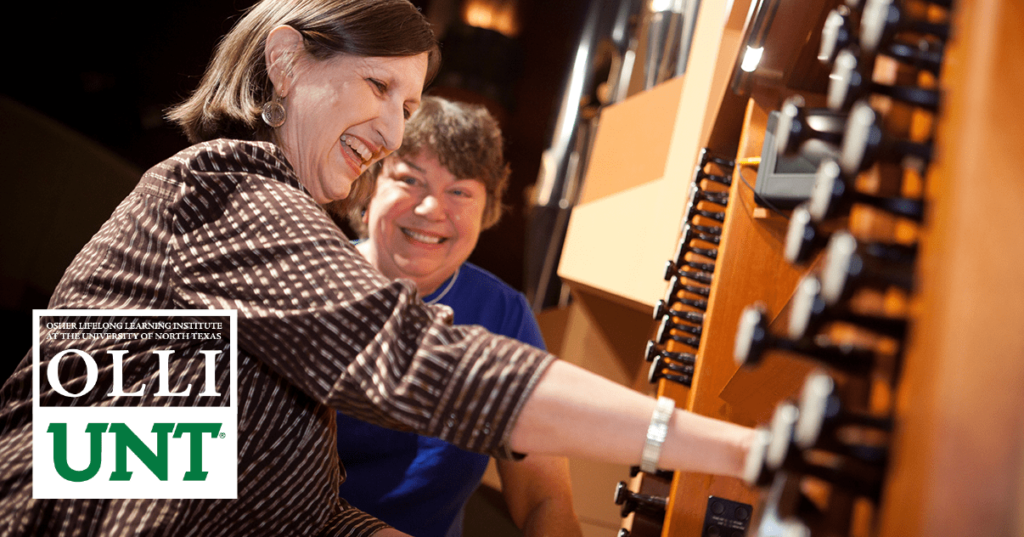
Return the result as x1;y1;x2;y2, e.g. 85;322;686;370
0;0;589;382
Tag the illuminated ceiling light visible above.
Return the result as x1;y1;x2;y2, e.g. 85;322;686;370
740;46;763;72
462;0;520;38
649;0;674;12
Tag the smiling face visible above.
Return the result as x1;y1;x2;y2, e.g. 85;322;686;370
268;28;429;204
358;150;488;294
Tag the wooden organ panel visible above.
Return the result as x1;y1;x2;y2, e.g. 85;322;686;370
557;0;1024;535
878;1;1024;535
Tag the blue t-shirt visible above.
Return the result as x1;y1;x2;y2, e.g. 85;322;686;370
336;262;545;537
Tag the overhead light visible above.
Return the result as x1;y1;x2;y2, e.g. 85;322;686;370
462;0;520;37
649;0;674;12
740;46;763;72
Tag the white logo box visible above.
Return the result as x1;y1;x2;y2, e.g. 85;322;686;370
32;309;238;499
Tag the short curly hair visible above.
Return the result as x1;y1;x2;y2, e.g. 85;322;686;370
346;95;511;235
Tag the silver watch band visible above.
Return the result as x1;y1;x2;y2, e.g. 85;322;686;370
640;395;676;473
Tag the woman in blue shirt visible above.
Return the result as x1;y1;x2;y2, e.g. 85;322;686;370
336;96;583;537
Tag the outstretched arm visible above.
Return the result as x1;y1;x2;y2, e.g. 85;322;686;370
508;360;754;478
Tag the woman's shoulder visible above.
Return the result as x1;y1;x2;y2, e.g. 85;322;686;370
451;263;543;347
455;263;532;311
141;139;303;195
457;262;518;295
153;139;292;179
142;139;319;229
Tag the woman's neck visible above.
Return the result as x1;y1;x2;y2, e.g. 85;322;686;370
355;240;448;296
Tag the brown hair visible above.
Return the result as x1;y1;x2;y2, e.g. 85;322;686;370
346;95;510;235
166;0;440;144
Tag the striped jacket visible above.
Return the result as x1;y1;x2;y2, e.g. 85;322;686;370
0;139;553;536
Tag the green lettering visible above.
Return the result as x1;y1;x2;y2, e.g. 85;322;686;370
173;423;222;481
108;423;175;481
48;422;108;482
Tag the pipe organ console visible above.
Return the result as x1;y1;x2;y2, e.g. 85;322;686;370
554;0;1024;535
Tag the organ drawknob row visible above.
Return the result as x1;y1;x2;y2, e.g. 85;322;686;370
698;0;952;533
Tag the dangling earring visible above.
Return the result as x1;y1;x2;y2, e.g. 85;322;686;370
262;92;286;128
